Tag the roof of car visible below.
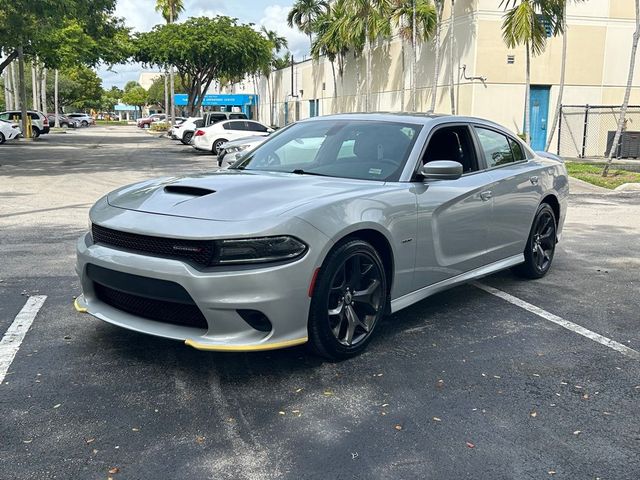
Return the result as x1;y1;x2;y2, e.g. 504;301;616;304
302;112;505;129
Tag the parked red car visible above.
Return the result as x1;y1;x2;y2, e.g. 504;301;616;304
137;114;166;129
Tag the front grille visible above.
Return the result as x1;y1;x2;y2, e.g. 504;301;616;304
94;283;208;329
92;223;215;266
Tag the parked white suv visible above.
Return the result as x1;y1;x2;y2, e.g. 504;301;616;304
193;120;273;154
0;110;49;137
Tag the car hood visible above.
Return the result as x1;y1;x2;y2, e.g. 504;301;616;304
106;170;385;221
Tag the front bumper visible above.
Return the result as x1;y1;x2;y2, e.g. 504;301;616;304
75;209;330;351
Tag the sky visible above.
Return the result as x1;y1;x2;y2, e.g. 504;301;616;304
99;0;309;89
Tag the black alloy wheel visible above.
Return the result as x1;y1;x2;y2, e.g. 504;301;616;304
309;239;387;360
513;203;557;279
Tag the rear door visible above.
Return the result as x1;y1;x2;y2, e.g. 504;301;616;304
472;125;543;263
413;123;494;289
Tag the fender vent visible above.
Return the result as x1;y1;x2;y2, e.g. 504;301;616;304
163;185;215;196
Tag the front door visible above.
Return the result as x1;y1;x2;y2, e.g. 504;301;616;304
413;124;493;289
529;86;550;151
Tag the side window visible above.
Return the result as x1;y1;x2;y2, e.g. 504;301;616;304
246;122;267;133
508;138;526;161
474;127;515;168
226;121;245;131
0;113;9;120
422;125;478;173
229;113;246;119
29;113;39;120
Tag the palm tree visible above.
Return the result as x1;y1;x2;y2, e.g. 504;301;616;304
311;1;351;100
155;0;184;124
500;0;554;144
337;0;392;112
391;0;437;111
604;0;640;176
545;0;583;151
449;0;455;114
287;0;330;49
261;26;288;126
430;0;444;112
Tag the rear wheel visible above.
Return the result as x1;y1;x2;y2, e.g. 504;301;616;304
212;138;228;155
512;203;557;279
308;239;387;360
32;127;40;138
181;131;193;144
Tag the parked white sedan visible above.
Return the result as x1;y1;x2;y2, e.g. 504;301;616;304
193;119;273;154
0;118;22;144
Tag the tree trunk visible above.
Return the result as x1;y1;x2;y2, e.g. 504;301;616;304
11;62;19;110
18;46;30;139
54;69;59;128
330;60;338;100
412;0;418;111
164;71;169;115
169;10;176;126
524;40;531;144
0;50;18;75
604;0;640;176
31;62;38;110
449;0;455;114
546;6;567;152
41;67;47;115
3;65;12;109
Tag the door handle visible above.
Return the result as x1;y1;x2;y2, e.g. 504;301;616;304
530;176;539;185
480;190;492;201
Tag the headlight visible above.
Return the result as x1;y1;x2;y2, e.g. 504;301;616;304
226;144;251;154
217;236;307;265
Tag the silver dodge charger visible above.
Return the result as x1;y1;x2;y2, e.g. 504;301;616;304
75;113;568;359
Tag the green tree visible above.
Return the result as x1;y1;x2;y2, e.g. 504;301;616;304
335;0;393;112
135;16;272;115
41;66;103;111
287;0;330;48
391;0;437;110
147;74;184;110
124;81;141;92
604;0;640;176
154;0;184;23
500;0;559;144
261;27;288;126
121;85;147;116
100;86;123;112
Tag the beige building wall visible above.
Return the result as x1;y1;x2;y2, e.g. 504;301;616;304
230;0;638;153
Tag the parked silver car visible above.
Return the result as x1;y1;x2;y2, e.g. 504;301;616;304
75;114;568;359
217;135;269;167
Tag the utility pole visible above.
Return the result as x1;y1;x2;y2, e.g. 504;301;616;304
54;69;59;128
11;62;19;110
31;62;38;110
18;46;30;139
169;9;176;127
41;67;47;115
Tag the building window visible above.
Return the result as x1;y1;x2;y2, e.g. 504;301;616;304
537;14;553;37
507;55;515;64
309;99;319;117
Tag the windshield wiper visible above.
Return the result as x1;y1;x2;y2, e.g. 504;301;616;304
290;169;329;177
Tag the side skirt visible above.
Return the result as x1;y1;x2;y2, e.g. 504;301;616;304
390;254;524;313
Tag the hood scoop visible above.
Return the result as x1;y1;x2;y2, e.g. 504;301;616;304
163;185;216;197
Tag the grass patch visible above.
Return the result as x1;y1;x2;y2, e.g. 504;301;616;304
565;162;640;189
95;120;129;126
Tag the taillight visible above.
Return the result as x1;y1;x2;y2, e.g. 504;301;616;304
43;117;49;126
194;130;205;137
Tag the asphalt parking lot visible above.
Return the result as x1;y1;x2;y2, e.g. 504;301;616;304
1;126;639;480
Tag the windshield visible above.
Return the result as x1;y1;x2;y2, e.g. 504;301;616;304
232;120;422;182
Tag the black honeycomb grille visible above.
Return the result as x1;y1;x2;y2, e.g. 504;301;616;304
93;283;208;329
92;224;215;266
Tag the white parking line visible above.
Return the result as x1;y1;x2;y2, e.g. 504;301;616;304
473;282;640;361
0;295;47;384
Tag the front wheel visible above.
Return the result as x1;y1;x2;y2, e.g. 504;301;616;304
308;239;387;360
212;138;228;155
82;120;89;127
512;203;557;279
0;132;5;144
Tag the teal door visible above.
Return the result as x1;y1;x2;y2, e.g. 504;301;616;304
529;86;550;151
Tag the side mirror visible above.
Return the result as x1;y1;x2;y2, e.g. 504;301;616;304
267;127;275;133
420;160;463;181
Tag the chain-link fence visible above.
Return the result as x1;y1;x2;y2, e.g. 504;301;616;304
557;105;640;158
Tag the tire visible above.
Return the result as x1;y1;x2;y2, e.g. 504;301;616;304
512;203;557;279
308;239;388;360
82;120;89;127
181;131;193;145
32;127;40;138
212;138;228;155
142;123;149;129
0;132;5;144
